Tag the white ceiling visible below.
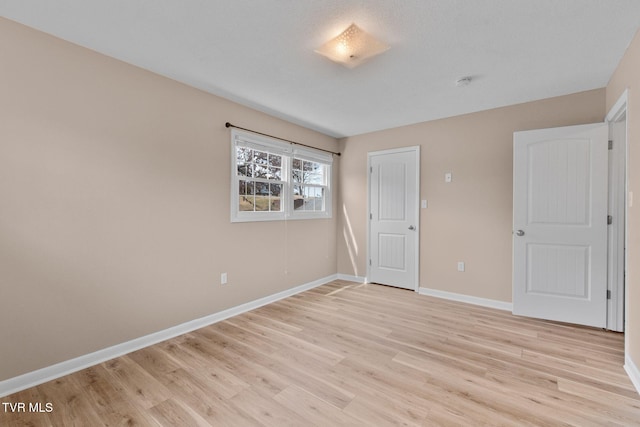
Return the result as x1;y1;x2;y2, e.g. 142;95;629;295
1;1;639;137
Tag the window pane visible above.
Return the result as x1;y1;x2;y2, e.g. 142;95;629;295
303;186;312;211
268;154;282;167
310;187;318;211
291;186;326;211
305;172;323;185
239;179;254;195
254;150;268;165
303;160;321;173
237;163;252;177
314;187;325;211
255;182;269;195
239;195;254;211
254;164;269;179
293;161;324;184
239;179;255;212
303;161;313;172
254;182;269;211
254;197;268;211
269;166;282;180
270;183;282;197
292;169;302;183
270;183;282;211
293;185;303;210
236;147;252;163
310;187;317;211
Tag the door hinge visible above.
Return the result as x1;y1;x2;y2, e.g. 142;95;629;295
608;140;613;150
607;290;611;300
607;215;613;225
369;259;372;266
370;166;373;173
370;213;373;220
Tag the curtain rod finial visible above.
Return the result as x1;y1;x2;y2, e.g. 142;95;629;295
225;122;232;128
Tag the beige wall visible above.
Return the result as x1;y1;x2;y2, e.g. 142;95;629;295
3;12;635;388
607;29;640;371
338;89;605;303
0;17;338;381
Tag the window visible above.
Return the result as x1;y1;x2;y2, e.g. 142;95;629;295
236;146;284;213
231;129;332;222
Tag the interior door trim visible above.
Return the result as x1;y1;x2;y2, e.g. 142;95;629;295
605;89;628;334
367;146;421;291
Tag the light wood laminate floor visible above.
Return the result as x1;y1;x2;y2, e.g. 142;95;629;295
2;280;639;426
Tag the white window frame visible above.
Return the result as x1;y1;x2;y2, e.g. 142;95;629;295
231;129;332;222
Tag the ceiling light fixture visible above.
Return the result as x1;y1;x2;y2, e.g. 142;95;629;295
315;23;389;69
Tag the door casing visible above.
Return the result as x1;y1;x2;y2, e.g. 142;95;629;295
367;146;420;291
606;89;628;333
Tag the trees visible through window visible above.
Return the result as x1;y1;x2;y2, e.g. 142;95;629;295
236;147;284;212
231;129;332;222
292;158;327;212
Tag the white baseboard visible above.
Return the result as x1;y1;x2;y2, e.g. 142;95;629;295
336;273;367;283
418;287;513;312
625;355;640;395
0;274;338;398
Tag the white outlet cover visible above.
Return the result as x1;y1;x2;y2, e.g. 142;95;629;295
421;200;427;209
445;172;452;183
457;262;465;272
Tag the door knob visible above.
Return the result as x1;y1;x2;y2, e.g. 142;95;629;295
515;230;525;236
408;225;416;230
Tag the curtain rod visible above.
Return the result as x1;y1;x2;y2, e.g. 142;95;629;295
225;122;341;156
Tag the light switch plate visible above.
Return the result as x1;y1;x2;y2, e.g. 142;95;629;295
445;172;452;183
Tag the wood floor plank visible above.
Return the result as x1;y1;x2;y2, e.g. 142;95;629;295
74;364;162;426
149;398;210;427
227;388;310;427
153;368;260;426
272;384;361;426
33;375;104;427
102;355;172;410
205;327;356;410
169;333;288;398
224;315;346;367
2;280;639;426
344;395;424;427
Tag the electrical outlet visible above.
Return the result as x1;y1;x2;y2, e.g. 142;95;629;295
421;199;427;209
445;172;452;183
457;262;465;272
221;272;228;285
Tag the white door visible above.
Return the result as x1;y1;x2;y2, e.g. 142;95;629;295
368;147;420;290
513;123;608;328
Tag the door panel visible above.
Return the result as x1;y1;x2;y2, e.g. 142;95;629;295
528;138;591;225
513;123;608;328
369;147;419;290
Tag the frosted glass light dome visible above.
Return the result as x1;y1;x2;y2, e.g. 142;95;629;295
315;23;389;69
